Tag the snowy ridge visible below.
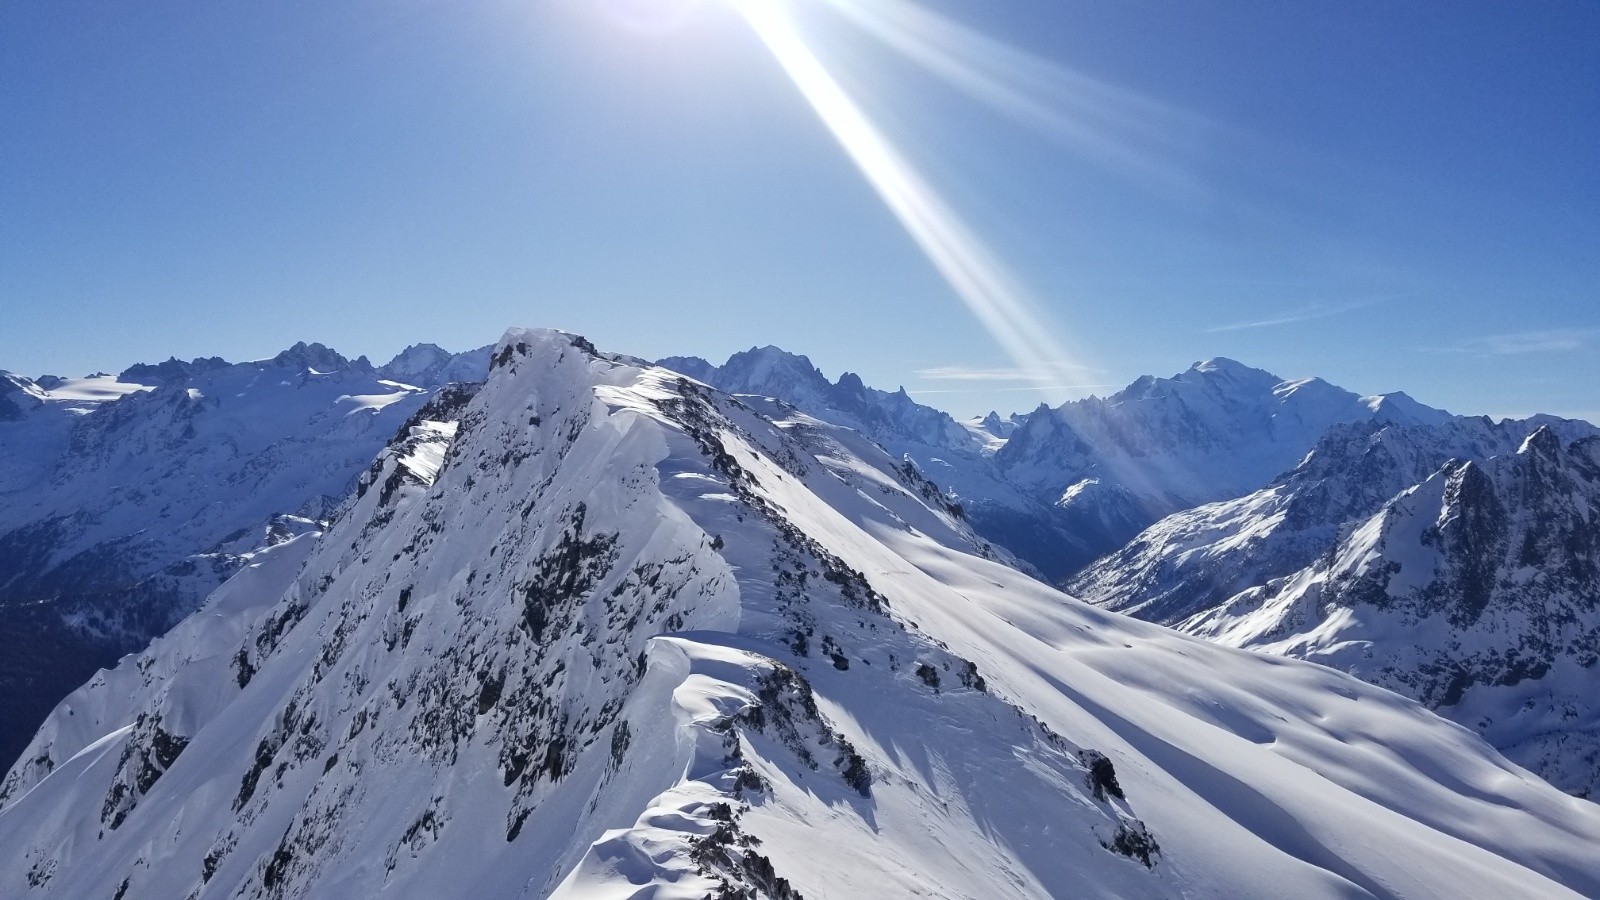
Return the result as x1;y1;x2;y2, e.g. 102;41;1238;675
662;351;1459;582
657;348;1111;581
3;329;1598;898
379;342;495;389
1075;418;1600;796
1073;415;1598;623
0;342;488;769
992;358;1454;576
658;346;982;462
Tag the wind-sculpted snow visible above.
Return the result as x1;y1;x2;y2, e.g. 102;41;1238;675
0;344;488;769
657;345;990;485
663;350;1458;582
3;329;1599;898
656;347;1113;581
1078;418;1600;796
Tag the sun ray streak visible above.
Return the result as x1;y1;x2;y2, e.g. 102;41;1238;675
731;0;1084;384
811;0;1214;194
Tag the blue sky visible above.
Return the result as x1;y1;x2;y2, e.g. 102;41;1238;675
3;0;1596;420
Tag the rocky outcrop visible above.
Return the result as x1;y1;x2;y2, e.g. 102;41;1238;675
1077;421;1600;795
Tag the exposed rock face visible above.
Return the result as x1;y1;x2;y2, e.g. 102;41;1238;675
379;342;494;388
992;358;1454;575
3;330;1599;899
663;351;1457;581
118;356;231;385
1076;420;1600;796
0;373;45;421
0;344;488;768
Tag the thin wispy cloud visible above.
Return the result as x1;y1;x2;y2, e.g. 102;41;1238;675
734;0;1094;389
814;0;1221;198
1203;299;1380;334
908;383;1123;395
1426;328;1599;356
916;366;1044;382
916;362;1105;382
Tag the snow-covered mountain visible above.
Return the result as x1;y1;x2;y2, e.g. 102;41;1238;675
659;346;981;459
1074;417;1600;796
657;347;1093;578
661;350;1459;582
0;342;488;769
379;342;494;388
966;409;1027;443
4;329;1598;899
993;357;1455;576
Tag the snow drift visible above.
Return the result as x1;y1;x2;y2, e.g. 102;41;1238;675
2;330;1597;899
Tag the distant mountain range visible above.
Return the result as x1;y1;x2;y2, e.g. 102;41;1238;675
0;329;1596;897
663;345;1599;796
1072;416;1600;796
667;347;1457;578
0;341;488;766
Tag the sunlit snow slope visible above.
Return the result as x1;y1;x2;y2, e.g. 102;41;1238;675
3;330;1597;899
660;350;1457;582
1076;419;1600;796
0;342;486;768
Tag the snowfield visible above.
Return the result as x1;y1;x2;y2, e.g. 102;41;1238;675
2;329;1597;899
0;342;487;769
1076;417;1600;797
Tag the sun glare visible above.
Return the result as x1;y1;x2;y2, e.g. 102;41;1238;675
813;0;1213;197
728;0;1087;386
599;0;705;34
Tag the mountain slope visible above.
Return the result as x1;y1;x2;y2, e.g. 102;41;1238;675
658;347;1124;581
3;329;1598;899
658;345;988;477
994;358;1454;575
0;343;487;769
1075;419;1600;796
663;350;1457;581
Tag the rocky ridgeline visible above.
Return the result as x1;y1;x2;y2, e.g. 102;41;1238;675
2;330;1597;899
1077;420;1600;796
0;342;488;769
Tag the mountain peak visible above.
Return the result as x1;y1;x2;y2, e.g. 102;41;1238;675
1519;423;1563;458
268;341;369;374
493;328;599;369
972;410;1022;439
1100;358;1285;409
710;344;832;397
1367;390;1454;425
1189;356;1276;379
0;372;44;421
378;342;492;387
118;355;231;385
731;344;823;373
381;342;451;371
655;355;715;382
748;343;803;358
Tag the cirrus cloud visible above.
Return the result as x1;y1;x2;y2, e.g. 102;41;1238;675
1425;328;1599;356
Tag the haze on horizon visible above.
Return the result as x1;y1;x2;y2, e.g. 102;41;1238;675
2;0;1595;421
